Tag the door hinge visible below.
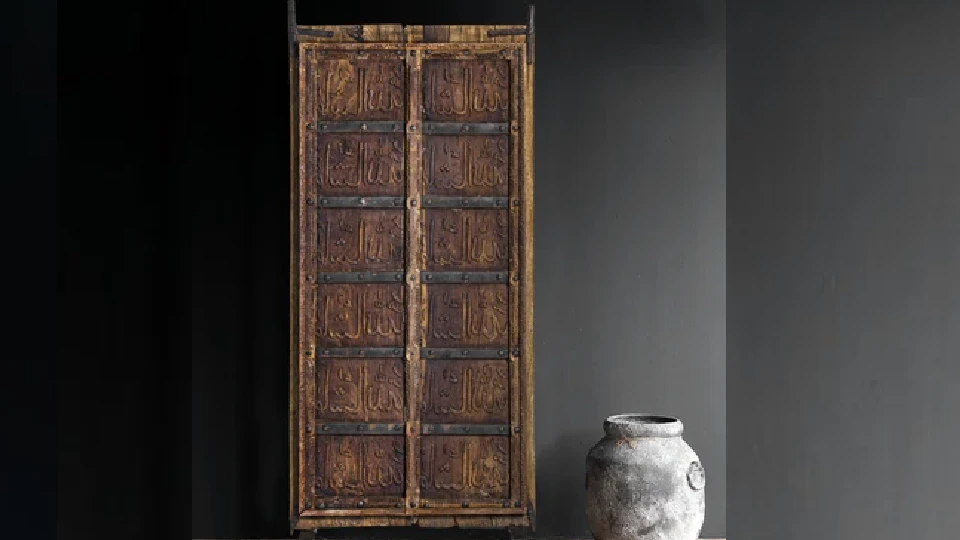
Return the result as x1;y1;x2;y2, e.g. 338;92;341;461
346;25;364;42
485;4;535;64
298;28;334;38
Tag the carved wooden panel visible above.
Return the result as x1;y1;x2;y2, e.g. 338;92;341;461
317;59;405;121
420;436;510;500
318;358;405;422
423;135;509;197
316;435;405;498
318;209;404;272
423;59;510;123
425;209;509;271
421;359;509;424
317;134;404;196
426;284;509;348
317;284;405;348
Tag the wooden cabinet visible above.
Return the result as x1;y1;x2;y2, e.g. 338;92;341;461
287;3;536;535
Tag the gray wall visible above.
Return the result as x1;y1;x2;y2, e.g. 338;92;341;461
535;2;726;537
728;2;960;538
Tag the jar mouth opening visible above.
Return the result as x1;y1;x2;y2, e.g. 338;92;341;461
607;414;679;425
603;413;684;438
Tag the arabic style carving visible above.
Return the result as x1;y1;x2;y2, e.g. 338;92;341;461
316;436;405;497
318;358;405;422
318;134;404;196
424;135;509;197
318;209;404;271
422;359;509;424
420;436;509;499
424;60;510;122
318;284;405;347
427;209;508;271
318;59;405;121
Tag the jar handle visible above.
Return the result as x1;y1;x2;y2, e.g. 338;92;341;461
687;460;706;491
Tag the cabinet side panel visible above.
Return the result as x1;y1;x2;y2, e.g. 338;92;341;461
289;13;302;525
301;46;321;514
520;43;536;530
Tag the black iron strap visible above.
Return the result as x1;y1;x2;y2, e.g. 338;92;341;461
421;424;512;435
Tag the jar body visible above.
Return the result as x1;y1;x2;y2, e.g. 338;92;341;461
585;415;705;540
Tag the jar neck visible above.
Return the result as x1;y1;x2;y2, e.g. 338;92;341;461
603;414;684;439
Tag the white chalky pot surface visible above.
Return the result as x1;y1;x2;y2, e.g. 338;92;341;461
585;414;705;540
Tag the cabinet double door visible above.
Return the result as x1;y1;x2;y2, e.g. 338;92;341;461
295;39;531;526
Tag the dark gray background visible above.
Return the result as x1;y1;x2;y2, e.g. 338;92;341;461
51;1;960;539
187;1;726;538
534;2;725;537
728;1;960;539
50;0;960;539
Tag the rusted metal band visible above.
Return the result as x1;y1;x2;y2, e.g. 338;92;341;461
297;28;334;39
316;196;405;208
421;424;511;435
316;423;405;435
309;121;405;133
421;271;509;283
294;26;364;41
287;0;298;57
313;499;405;509
420;196;509;208
422;122;509;134
528;4;535;64
319;347;405;357
487;28;526;37
316;271;405;283
345;25;364;42
421;348;510;359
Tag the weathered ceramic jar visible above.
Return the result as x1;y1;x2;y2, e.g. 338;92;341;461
585;414;705;540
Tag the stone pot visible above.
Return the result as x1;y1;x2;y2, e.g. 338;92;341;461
585;414;705;540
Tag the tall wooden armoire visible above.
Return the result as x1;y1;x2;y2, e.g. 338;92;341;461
287;3;536;537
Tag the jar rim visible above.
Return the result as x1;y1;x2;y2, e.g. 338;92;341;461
604;413;684;438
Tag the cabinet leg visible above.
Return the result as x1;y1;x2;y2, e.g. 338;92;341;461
508;526;533;540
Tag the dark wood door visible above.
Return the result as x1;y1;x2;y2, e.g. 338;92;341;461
289;12;535;533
